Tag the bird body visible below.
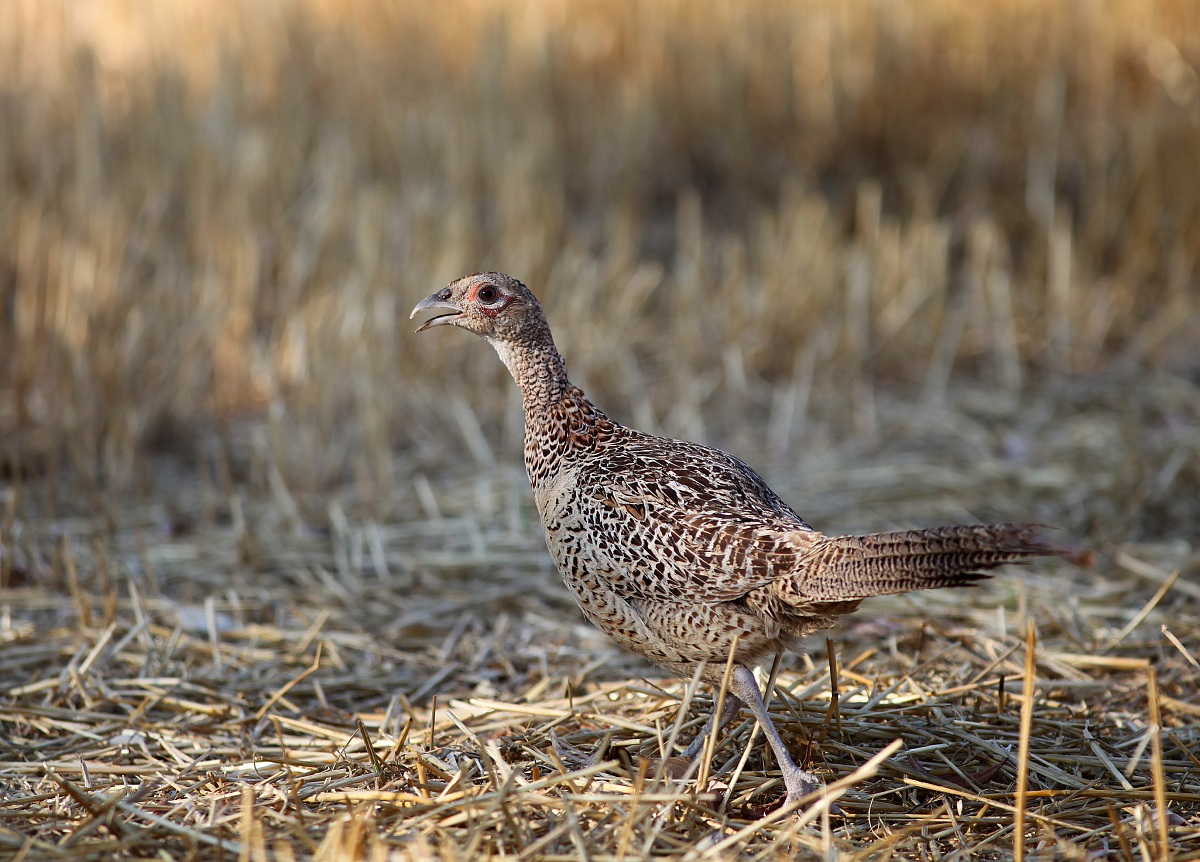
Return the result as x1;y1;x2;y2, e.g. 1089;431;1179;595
413;272;1057;808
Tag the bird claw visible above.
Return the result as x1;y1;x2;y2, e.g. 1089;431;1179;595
781;773;842;815
782;783;819;809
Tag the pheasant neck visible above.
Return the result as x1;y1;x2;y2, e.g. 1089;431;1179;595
490;335;573;415
490;334;613;487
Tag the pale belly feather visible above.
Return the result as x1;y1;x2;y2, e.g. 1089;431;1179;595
534;467;781;677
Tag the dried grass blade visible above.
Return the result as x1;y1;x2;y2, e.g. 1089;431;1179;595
1106;802;1136;862
698;635;739;796
1104;569;1181;650
1147;668;1170;862
1014;623;1037;862
255;642;323;721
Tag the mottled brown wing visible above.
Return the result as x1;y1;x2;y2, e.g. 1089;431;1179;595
574;431;817;603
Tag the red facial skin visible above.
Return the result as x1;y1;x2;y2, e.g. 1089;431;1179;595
468;279;512;317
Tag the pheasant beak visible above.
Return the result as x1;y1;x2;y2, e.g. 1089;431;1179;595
410;288;463;332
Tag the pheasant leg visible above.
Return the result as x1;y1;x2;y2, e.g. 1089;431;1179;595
682;693;745;759
729;666;823;807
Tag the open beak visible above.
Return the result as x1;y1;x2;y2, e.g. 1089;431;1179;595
410;288;463;332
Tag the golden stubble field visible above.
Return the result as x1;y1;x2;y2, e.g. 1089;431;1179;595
1;1;1198;859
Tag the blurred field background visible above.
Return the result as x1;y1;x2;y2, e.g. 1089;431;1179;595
2;0;1199;859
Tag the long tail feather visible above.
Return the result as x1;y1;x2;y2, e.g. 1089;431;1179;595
789;523;1056;602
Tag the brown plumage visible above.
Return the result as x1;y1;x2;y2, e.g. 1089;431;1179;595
412;272;1060;808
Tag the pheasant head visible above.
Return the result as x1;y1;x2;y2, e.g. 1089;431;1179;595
410;272;548;344
411;272;571;411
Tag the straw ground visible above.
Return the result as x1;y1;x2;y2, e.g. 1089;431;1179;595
2;0;1199;858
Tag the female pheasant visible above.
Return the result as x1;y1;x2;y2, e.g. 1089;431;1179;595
412;271;1056;808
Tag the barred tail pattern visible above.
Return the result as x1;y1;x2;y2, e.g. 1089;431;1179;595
789;523;1053;602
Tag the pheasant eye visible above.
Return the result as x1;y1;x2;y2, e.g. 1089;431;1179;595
476;285;498;303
